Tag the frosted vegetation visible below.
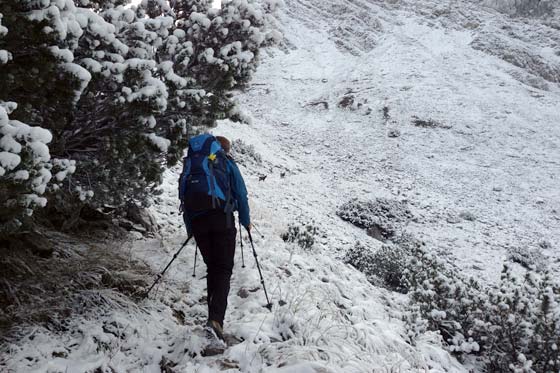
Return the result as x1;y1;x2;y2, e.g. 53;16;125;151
0;0;281;234
1;0;560;372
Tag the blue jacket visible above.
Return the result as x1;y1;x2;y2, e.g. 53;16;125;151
182;157;250;235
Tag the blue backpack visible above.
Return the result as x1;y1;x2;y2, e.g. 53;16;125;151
179;134;233;213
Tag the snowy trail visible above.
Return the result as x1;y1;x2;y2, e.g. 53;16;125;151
3;0;560;372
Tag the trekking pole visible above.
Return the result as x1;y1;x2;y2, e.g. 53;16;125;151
252;223;265;239
143;236;193;299
192;244;198;278
239;220;245;268
246;228;272;311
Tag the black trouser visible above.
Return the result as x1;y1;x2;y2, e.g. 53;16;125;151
192;211;236;327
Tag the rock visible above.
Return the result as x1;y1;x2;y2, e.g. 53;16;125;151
338;95;355;108
493;186;503;192
201;343;225;357
130;231;143;240
366;224;389;242
382;106;390;120
463;22;479;30
459;211;476;221
160;356;178;373
237;288;250;299
126;204;158;233
281;267;292;276
52;350;68;359
118;218;147;233
411;116;450;129
446;216;461;224
172;308;186;325
388;129;401;138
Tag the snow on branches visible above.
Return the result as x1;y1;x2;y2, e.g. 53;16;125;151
0;102;75;233
0;0;281;234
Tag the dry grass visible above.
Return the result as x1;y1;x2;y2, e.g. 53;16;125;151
0;231;152;341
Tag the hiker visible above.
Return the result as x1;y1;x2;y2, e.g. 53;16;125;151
179;134;251;344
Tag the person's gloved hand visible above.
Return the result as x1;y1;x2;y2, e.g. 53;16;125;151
244;223;252;232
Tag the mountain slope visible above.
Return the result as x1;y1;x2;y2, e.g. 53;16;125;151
2;0;559;372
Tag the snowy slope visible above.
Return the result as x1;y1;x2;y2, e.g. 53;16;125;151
240;0;560;282
3;0;560;372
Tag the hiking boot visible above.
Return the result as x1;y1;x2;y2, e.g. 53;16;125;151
202;320;226;356
206;320;225;342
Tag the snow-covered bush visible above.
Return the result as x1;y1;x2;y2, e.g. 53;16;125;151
507;245;547;270
231;138;263;166
344;241;411;293
405;243;560;371
344;242;378;284
369;243;411;293
281;222;318;250
404;244;488;354
337;198;413;241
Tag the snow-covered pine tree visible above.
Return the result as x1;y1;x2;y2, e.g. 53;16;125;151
529;272;560;372
1;0;280;234
482;265;535;371
477;266;559;372
404;246;487;355
153;0;282;166
46;0;176;217
0;0;79;234
406;254;560;371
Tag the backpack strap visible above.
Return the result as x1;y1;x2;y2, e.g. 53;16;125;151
208;160;219;209
203;136;225;210
179;157;191;202
223;159;237;228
